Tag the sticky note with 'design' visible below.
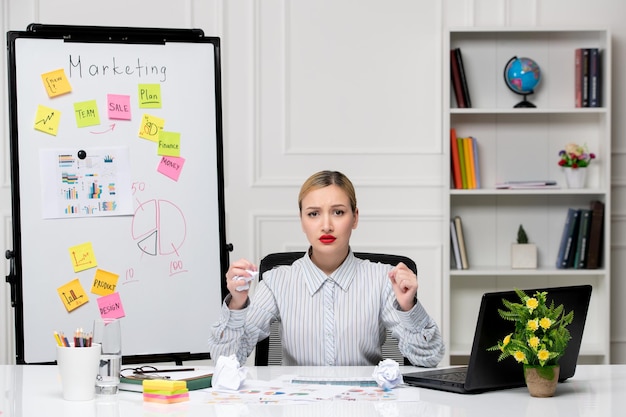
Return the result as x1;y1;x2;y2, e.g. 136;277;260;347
97;292;125;319
41;68;72;97
57;278;89;312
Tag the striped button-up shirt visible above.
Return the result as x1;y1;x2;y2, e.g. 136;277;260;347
208;251;445;367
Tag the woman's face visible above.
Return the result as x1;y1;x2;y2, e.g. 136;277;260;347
300;184;358;256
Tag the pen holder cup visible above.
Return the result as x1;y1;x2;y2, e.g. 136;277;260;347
56;343;101;401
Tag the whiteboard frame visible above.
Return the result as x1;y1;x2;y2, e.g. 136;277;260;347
5;25;230;364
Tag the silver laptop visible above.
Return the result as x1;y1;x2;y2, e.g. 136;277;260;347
403;285;592;394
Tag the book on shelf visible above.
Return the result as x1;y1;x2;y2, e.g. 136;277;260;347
575;48;583;108
450;220;462;270
453;216;469;269
589;48;602;107
556;208;581;269
582;48;590;107
454;48;472;108
463;137;475;189
495;180;559;190
573;209;592;269
450;49;466;108
471;136;481;189
119;368;213;393
457;137;468;189
586;200;605;269
450;128;462;189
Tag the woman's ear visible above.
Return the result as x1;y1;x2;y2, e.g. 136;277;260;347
352;207;359;230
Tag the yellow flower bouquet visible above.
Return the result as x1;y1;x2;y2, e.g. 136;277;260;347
487;289;574;369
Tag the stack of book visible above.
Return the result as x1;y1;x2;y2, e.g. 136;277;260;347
575;47;602;108
450;216;469;270
450;48;471;108
556;200;605;269
450;128;480;189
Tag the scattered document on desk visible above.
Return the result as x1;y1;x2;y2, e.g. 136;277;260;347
203;378;419;403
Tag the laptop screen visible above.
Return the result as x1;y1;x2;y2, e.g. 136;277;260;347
464;284;592;392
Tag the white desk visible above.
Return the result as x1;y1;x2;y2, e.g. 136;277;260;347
1;365;624;416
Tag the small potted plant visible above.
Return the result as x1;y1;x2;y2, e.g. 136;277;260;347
511;224;537;269
558;143;596;188
487;289;574;397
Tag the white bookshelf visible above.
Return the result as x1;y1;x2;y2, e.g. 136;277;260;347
444;28;611;365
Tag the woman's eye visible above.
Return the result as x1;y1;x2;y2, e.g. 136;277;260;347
334;210;344;216
307;212;318;217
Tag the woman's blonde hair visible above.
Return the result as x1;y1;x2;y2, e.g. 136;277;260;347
298;170;357;213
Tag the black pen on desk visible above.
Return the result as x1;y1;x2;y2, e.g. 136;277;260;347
138;368;196;374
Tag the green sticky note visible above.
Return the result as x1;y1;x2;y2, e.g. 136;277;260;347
138;84;162;108
158;131;181;157
74;100;100;128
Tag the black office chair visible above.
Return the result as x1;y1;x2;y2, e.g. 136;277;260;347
254;251;417;366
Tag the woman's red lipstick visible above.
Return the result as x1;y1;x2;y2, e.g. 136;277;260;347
320;234;336;244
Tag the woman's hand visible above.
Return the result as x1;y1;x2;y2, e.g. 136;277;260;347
225;258;257;310
388;262;418;312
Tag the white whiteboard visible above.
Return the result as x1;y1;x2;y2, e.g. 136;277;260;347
7;28;228;363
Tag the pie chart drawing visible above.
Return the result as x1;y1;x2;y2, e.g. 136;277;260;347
131;199;187;256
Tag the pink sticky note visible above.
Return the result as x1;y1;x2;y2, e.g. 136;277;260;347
157;156;186;181
107;94;132;120
97;292;126;319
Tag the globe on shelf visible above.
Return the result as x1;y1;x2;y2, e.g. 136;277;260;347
503;56;542;108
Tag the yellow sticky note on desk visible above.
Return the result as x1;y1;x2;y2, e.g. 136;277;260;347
143;379;187;392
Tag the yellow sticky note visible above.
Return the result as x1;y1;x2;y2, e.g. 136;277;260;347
68;242;97;272
34;105;61;136
41;68;72;97
138;114;165;142
91;269;119;296
74;100;100;128
157;131;181;157
138;84;162;108
57;278;89;312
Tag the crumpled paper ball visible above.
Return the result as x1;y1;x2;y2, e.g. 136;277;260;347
212;354;247;391
372;359;404;390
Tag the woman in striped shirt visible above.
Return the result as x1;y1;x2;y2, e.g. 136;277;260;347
208;170;445;367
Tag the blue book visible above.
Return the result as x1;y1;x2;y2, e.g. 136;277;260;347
556;208;581;269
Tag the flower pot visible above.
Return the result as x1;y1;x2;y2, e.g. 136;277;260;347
563;167;587;189
511;243;537;269
524;365;560;397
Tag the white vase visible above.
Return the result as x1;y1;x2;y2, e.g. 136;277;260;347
563;167;587;189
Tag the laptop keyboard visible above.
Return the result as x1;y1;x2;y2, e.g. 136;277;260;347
428;370;467;383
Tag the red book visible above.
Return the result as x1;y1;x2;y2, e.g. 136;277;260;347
450;128;462;189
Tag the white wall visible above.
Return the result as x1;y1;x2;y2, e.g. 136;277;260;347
1;0;624;364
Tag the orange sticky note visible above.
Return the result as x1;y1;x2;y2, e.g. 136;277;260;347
138;84;162;108
91;269;119;296
68;242;97;273
34;105;61;136
41;68;72;97
138;114;165;142
74;100;100;128
57;278;89;312
157;131;181;157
